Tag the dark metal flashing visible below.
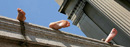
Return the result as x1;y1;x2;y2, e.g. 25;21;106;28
19;21;28;47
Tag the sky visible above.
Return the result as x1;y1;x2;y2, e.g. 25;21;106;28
0;0;86;37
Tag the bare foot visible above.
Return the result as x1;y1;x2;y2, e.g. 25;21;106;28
105;28;118;43
58;20;70;28
49;20;70;30
16;8;26;21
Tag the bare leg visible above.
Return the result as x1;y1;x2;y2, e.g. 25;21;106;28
16;8;26;21
105;28;118;43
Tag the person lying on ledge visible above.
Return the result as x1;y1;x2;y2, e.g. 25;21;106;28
102;28;118;45
16;8;26;21
49;20;70;30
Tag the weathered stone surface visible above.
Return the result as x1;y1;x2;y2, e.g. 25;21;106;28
0;16;122;47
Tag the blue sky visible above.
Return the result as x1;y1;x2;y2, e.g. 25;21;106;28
0;0;86;37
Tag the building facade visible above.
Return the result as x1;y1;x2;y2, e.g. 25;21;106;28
55;0;130;47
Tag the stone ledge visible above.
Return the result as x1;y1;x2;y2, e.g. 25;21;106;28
0;16;122;47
